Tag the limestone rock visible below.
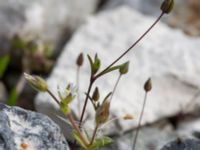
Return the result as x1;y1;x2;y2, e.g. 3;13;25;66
102;120;177;150
160;139;200;150
102;0;163;16
0;103;69;150
35;6;200;136
0;0;98;50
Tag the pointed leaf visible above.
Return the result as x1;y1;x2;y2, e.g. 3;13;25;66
87;54;94;72
72;130;88;150
98;65;122;77
7;88;18;106
0;55;10;78
89;137;113;150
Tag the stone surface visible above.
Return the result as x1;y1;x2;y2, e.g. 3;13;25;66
102;0;163;16
102;120;177;150
35;6;200;136
177;117;200;139
0;103;69;150
0;0;98;50
0;82;7;103
103;0;200;37
160;139;200;150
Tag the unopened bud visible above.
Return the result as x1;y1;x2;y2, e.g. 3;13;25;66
24;73;48;92
119;61;129;75
92;87;100;102
144;78;152;92
76;53;84;66
161;0;174;14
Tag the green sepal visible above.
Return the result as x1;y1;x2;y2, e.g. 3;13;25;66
119;61;129;75
60;101;70;115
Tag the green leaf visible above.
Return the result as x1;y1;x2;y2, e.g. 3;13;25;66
0;55;10;78
87;54;101;75
89;137;113;150
7;88;18;106
72;130;88;150
87;54;94;72
98;65;122;77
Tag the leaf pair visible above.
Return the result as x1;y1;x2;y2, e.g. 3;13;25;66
73;130;113;150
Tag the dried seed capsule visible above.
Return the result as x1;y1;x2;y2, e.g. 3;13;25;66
161;0;174;14
123;114;134;120
95;100;110;125
76;53;84;66
144;78;152;92
92;87;100;102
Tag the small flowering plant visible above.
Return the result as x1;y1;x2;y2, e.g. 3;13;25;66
25;0;173;149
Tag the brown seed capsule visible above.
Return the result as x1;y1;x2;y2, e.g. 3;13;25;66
92;87;100;102
123;114;134;120
144;78;152;92
76;53;84;66
95;100;110;125
161;0;174;14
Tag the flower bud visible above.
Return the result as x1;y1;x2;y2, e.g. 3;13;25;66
144;78;152;92
24;73;48;92
76;53;84;66
92;87;100;102
119;61;129;75
161;0;174;14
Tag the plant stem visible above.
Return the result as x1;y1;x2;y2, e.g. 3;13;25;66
47;89;60;105
47;89;89;146
76;66;81;117
132;92;148;150
68;113;89;146
79;78;94;127
90;124;99;145
96;12;164;79
110;74;122;102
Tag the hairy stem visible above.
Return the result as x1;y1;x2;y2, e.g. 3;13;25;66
47;89;89;146
110;74;122;102
96;12;164;79
76;66;81;117
79;78;94;127
47;89;60;105
68;113;89;146
132;92;148;150
90;124;99;145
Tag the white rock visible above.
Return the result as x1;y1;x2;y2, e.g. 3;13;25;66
35;7;200;136
0;104;69;150
0;0;98;48
177;118;200;139
103;0;163;16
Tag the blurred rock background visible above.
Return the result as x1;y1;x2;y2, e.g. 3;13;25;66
0;0;200;149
